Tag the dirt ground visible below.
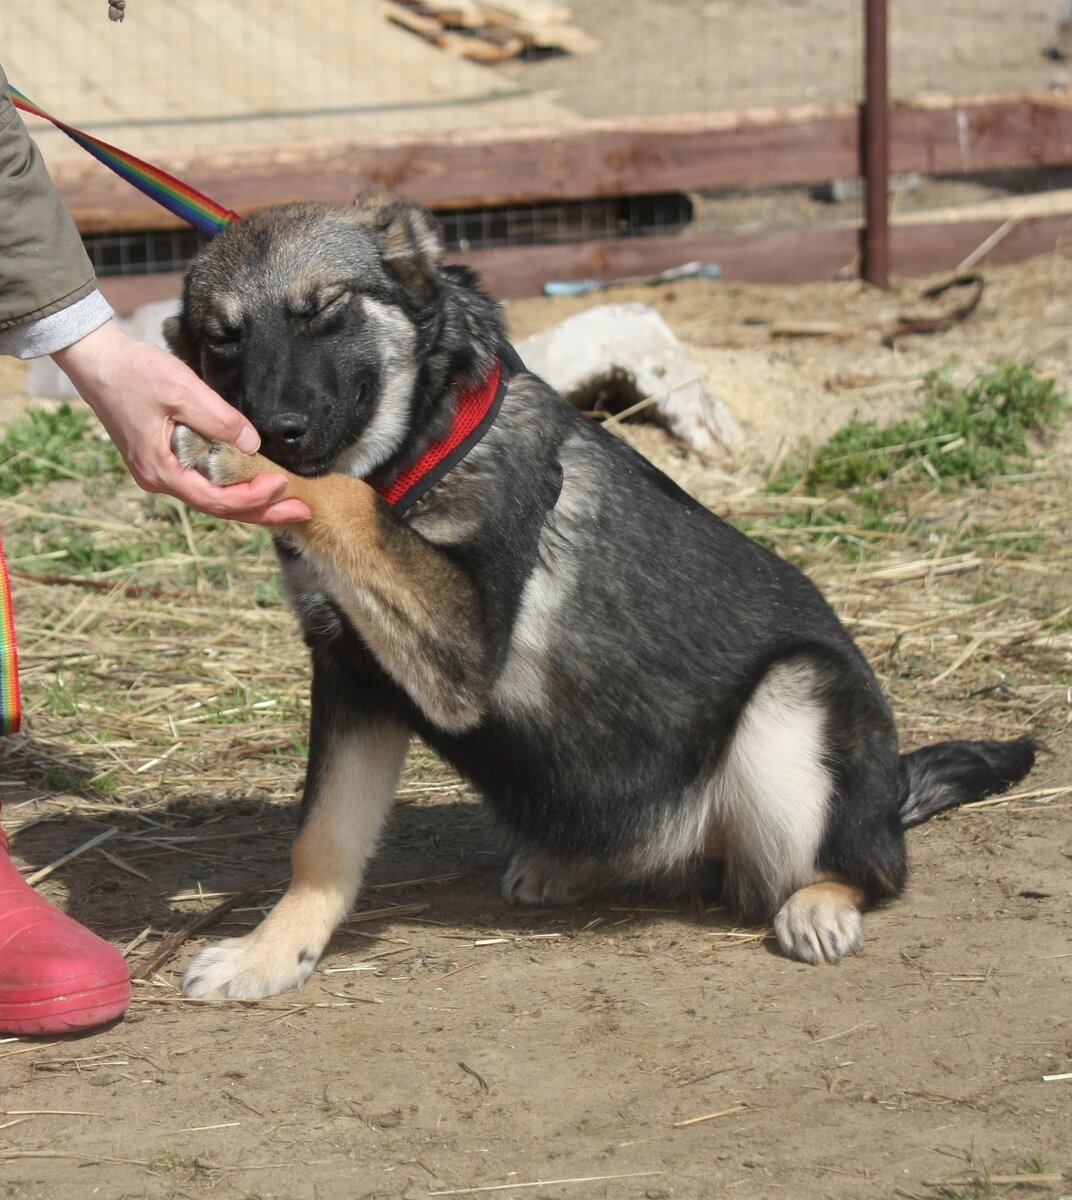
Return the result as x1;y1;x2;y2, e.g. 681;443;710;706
2;2;1071;1197
0;248;1070;1200
495;0;1072;118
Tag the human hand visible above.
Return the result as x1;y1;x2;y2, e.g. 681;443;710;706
51;320;311;525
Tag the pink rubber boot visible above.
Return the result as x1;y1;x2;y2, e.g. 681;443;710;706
0;820;131;1035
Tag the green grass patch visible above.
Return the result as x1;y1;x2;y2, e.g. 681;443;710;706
738;505;908;560
771;361;1065;496
185;682;302;726
9;504;275;589
1;402;280;593
0;403;125;494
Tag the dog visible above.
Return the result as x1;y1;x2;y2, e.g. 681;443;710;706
164;191;1036;1000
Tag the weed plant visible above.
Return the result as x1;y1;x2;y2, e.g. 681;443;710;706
0;402;273;589
770;361;1065;496
740;362;1066;569
0;403;124;494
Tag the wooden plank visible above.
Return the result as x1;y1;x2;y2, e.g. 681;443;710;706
447;214;1072;296
51;106;861;233
511;23;599;54
476;2;598;53
883;186;1072;225
447;228;861;296
96;212;1072;313
388;0;597;57
480;0;575;26
53;95;1072;236
386;2;451;38
421;0;489;25
385;4;525;63
890;93;1072;175
890;212;1072;274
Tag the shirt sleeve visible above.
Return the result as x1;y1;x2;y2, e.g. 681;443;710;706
0;63;114;355
0;289;113;359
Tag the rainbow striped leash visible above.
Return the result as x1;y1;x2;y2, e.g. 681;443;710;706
9;85;239;235
0;532;20;736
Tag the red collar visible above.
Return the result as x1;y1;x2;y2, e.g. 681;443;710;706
372;358;506;514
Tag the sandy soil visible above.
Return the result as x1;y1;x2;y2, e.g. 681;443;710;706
0;249;1069;1200
495;0;1072;116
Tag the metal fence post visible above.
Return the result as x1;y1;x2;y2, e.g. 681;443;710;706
863;0;890;288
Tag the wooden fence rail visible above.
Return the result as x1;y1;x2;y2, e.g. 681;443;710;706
58;94;1072;232
69;92;1072;308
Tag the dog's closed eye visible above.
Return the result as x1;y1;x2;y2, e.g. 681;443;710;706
204;317;243;354
290;285;352;325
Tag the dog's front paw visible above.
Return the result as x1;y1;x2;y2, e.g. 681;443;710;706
171;424;260;486
502;850;601;907
774;883;864;964
182;932;320;1000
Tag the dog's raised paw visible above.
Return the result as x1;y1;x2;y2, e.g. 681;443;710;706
170;424;258;486
181;933;319;1000
170;423;216;470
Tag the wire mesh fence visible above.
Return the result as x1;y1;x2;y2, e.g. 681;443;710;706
2;2;1068;283
5;3;1062;152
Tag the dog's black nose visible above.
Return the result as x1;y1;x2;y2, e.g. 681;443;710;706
262;412;309;447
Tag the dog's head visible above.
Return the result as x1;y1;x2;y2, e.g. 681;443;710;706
165;192;444;476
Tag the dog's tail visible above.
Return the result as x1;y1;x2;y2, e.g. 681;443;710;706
898;737;1037;828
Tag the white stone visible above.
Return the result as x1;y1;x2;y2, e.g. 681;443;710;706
516;302;741;456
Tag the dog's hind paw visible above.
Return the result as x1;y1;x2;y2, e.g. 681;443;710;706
774;881;865;964
182;932;319;1000
171;423;260;486
502;850;603;907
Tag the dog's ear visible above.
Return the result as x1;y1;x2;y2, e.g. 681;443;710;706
163;312;200;372
352;190;443;301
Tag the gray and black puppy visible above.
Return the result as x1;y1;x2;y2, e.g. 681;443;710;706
166;191;1035;1000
